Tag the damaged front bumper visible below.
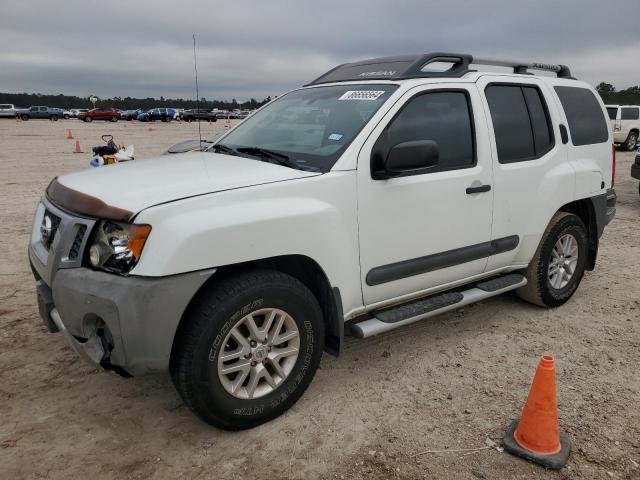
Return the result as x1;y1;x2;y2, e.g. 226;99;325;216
29;195;215;376
31;256;215;376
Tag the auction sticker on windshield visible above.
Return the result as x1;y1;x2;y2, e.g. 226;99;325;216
339;90;386;101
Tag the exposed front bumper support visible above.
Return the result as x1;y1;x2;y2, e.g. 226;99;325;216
50;308;105;366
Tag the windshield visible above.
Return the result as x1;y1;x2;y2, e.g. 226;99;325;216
214;84;398;172
606;107;618;120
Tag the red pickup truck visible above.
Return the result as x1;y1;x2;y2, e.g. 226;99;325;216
78;108;120;122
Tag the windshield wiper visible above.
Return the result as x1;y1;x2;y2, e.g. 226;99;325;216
211;143;237;155
235;147;319;172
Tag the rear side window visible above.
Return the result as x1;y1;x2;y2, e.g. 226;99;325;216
485;84;554;163
607;107;619;120
375;90;475;173
554;86;608;146
621;107;640;120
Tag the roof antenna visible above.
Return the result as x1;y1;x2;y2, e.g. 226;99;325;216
192;34;202;150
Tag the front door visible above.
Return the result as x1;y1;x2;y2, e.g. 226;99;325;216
358;84;495;306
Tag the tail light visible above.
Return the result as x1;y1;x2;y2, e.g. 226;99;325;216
611;144;616;187
614;119;621;132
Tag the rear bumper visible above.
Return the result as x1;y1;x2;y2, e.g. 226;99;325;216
31;252;215;375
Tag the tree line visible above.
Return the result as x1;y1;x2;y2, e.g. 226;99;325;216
0;92;272;111
595;83;640;105
2;83;640;111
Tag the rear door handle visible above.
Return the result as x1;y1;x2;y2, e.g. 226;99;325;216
466;184;491;194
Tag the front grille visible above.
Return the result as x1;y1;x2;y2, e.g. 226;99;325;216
68;225;87;260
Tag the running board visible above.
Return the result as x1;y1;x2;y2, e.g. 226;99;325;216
351;274;526;339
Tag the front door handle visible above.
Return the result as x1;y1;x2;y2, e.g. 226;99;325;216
466;184;491;194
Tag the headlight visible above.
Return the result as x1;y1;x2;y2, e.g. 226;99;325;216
87;221;151;274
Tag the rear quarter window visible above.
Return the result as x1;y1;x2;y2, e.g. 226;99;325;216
621;107;640;120
554;86;609;146
606;107;618;120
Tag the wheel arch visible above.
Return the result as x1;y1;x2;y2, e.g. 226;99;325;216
558;198;598;270
170;254;344;368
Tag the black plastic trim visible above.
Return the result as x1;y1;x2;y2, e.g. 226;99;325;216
366;235;520;286
305;53;574;86
559;124;569;144
324;287;344;357
590;189;616;238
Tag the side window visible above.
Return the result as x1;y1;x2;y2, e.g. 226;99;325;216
553;86;609;146
621;107;640;120
485;84;554;163
606;107;619;120
30;107;38;112
373;90;475;174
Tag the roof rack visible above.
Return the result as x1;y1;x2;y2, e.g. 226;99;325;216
305;52;574;86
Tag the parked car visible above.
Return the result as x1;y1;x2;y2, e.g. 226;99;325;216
15;106;64;121
78;108;120;122
63;108;89;119
119;109;143;120
0;104;19;118
136;108;176;122
606;104;639;150
180;109;218;122
28;52;616;430
163;134;223;154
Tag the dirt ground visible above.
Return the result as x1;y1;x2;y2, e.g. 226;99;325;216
0;118;638;480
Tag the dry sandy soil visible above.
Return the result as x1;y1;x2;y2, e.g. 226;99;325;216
0;119;638;480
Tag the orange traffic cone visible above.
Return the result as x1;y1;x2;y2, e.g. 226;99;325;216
73;140;83;154
504;355;571;469
66;129;74;139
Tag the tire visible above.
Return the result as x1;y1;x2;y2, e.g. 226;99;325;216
50;115;58;121
110;116;118;122
84;116;92;122
20;114;28;121
623;131;638;151
63;114;70;119
517;212;588;308
184;117;192;123
170;269;324;430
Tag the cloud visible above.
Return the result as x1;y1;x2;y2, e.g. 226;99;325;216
0;0;638;100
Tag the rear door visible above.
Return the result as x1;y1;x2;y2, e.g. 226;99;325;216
477;76;573;271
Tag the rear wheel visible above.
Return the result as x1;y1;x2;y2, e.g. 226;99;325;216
64;114;70;119
170;270;324;430
20;114;29;121
517;212;588;307
84;116;92;122
110;116;118;122
623;131;638;151
50;115;58;121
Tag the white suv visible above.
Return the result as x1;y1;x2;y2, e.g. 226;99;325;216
606;104;640;150
29;53;616;430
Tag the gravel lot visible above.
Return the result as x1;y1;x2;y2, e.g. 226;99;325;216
0;119;638;480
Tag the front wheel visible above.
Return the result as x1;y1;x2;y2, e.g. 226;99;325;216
170;270;324;430
20;114;29;121
623;131;638;151
84;116;92;122
110;116;118;122
63;114;70;119
50;115;58;121
517;212;588;307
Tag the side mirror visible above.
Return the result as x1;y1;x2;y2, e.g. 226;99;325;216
382;140;439;178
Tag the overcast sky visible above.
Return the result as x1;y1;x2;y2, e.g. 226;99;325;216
1;1;638;101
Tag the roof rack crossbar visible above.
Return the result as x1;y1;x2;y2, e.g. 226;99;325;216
471;57;573;78
305;52;575;86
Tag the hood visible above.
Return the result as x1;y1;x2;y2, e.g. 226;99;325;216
56;152;321;215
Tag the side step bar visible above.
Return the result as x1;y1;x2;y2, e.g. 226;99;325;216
351;274;527;339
